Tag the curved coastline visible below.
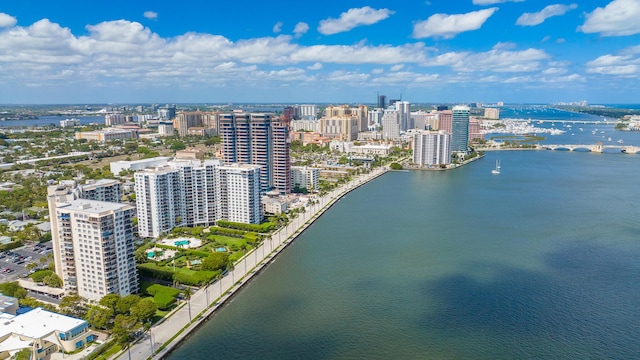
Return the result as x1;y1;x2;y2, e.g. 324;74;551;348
115;166;390;360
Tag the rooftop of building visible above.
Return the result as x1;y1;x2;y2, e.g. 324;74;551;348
82;179;120;187
78;127;136;134
1;307;86;339
57;199;132;214
111;156;171;165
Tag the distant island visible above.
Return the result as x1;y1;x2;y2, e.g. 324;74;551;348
554;105;640;119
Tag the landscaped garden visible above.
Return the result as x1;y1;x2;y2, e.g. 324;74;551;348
135;221;273;286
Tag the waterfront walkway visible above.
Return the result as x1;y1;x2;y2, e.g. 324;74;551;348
114;166;389;360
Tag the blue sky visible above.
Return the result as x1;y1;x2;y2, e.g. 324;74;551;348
1;0;640;104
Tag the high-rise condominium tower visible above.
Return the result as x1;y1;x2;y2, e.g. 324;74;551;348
219;113;290;193
52;200;138;301
47;180;123;292
452;105;470;153
412;130;452;166
135;159;263;237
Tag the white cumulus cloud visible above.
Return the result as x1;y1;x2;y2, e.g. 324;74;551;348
413;8;498;39
424;48;549;73
579;0;640;36
307;62;322;70
143;11;158;20
293;22;309;37
0;12;17;28
273;22;283;33
473;0;523;4
318;6;394;35
516;4;577;26
586;51;640;76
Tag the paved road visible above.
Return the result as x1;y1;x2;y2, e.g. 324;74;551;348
116;167;389;360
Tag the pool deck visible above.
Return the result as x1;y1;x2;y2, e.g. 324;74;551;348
115;166;390;360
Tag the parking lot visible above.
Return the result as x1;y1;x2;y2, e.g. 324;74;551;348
0;243;52;282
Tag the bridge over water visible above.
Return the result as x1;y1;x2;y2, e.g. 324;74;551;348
508;119;617;125
538;144;640;154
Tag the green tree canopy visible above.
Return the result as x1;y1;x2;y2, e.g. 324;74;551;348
0;282;27;299
43;274;62;288
116;294;141;315
112;314;140;350
99;293;121;313
201;252;229;272
170;141;187;151
86;305;114;330
130;298;157;323
60;293;86;318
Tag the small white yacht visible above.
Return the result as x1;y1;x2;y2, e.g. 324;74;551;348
491;160;501;175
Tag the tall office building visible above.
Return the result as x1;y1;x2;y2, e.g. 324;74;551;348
377;95;386;109
48;180;123;288
452;105;470;153
381;106;401;140
439;110;453;133
397;101;411;130
413;130;451;166
53;200;138;301
219;113;290;193
218;164;262;224
158;105;176;121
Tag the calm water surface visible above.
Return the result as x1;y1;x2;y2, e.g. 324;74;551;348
169;151;640;359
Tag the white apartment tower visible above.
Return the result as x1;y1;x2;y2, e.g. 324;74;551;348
48;180;123;289
135;166;184;238
218;164;262;224
53;200;138;301
135;159;261;237
291;166;320;191
381;106;401;140
413;130;452;166
295;104;318;120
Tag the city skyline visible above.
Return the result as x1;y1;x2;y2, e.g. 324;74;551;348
1;0;640;104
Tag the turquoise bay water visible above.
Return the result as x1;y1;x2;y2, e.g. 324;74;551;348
169;150;640;359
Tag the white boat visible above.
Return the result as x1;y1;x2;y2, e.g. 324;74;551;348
491;160;501;175
608;137;612;141
618;139;624;144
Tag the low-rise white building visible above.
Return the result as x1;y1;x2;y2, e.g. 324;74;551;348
75;128;138;142
110;157;171;176
262;196;288;215
0;307;95;359
348;144;392;156
291;166;320;191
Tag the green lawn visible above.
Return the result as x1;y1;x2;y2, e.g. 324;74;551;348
203;235;247;248
91;343;121;360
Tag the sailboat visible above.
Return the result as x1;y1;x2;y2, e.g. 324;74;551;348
491;160;501;175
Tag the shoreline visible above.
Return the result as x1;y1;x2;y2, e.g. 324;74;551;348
115;166;390;360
